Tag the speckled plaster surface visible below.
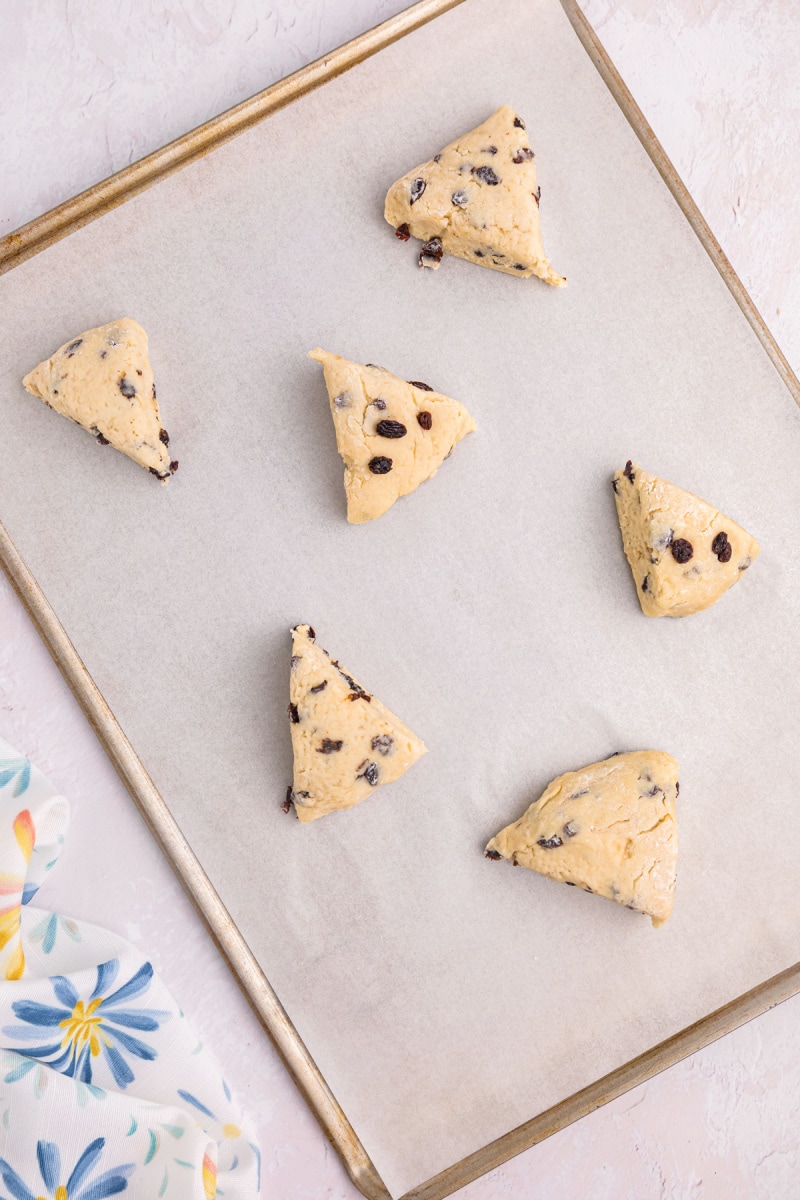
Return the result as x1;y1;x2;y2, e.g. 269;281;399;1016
2;2;800;1196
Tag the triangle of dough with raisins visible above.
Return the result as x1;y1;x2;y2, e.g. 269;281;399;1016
385;105;565;286
22;319;176;480
286;624;427;822
309;348;475;523
486;751;679;926
613;462;760;617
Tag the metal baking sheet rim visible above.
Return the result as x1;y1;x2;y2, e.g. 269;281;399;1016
1;3;798;1198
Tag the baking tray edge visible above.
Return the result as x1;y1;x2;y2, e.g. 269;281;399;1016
2;2;800;1197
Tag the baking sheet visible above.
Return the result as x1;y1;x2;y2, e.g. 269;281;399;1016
2;0;800;1194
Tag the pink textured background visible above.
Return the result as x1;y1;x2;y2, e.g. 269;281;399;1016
2;2;800;1195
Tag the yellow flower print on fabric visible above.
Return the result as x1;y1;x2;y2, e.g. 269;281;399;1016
0;810;35;981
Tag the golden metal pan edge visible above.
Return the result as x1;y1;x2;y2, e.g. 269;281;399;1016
2;1;799;1197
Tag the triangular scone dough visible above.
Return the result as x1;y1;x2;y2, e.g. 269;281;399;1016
613;462;760;617
22;319;177;480
309;348;476;523
287;624;427;822
486;751;679;927
384;105;565;286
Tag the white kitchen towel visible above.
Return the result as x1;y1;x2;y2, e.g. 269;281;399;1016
0;735;260;1199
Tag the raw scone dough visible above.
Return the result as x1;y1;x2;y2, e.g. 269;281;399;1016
384;105;565;286
309;348;476;523
286;624;427;822
486;751;679;926
613;462;760;617
22;319;177;480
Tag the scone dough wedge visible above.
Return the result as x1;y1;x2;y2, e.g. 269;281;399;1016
22;319;177;480
486;751;679;927
614;462;760;617
385;105;565;286
287;624;427;822
309;348;476;523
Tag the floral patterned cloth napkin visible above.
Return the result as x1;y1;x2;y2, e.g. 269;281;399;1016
0;735;260;1199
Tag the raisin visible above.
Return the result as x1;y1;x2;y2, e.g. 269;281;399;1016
307;626;316;640
118;376;136;398
569;789;589;798
395;223;411;241
514;264;526;271
676;781;680;795
563;822;579;838
159;428;170;445
417;411;433;430
642;575;650;593
712;531;732;562
100;350;108;359
472;165;500;185
645;785;662;796
512;148;535;163
369;456;393;474
371;734;394;755
537;835;563;849
485;849;502;860
290;655;301;669
318;738;343;754
309;680;328;694
612;479;620;494
565;881;576;886
371;398;387;410
288;703;300;723
533;186;541;206
136;368;142;376
484;145;498;155
282;786;294;814
514;116;525;129
333;661;357;689
452;189;469;207
421;237;443;260
408;380;433;391
333;392;351;408
376;419;407;439
623;460;635;482
357;761;380;786
152;382;157;399
96;433;110;445
474;249;485;257
149;467;170;479
409;178;426;204
433;154;442;163
670;538;694;564
65;339;83;356
169;460;179;473
348;690;372;703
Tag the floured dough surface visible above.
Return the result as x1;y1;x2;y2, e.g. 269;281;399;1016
384;105;565;286
22;319;177;480
309;348;476;523
486;751;679;926
614;462;760;617
287;624;427;822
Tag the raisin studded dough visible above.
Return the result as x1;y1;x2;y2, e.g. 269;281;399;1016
384;105;565;285
22;319;176;480
614;462;760;617
309;348;476;523
287;625;426;822
486;751;679;927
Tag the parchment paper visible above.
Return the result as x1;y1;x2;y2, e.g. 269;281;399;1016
2;1;800;1194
